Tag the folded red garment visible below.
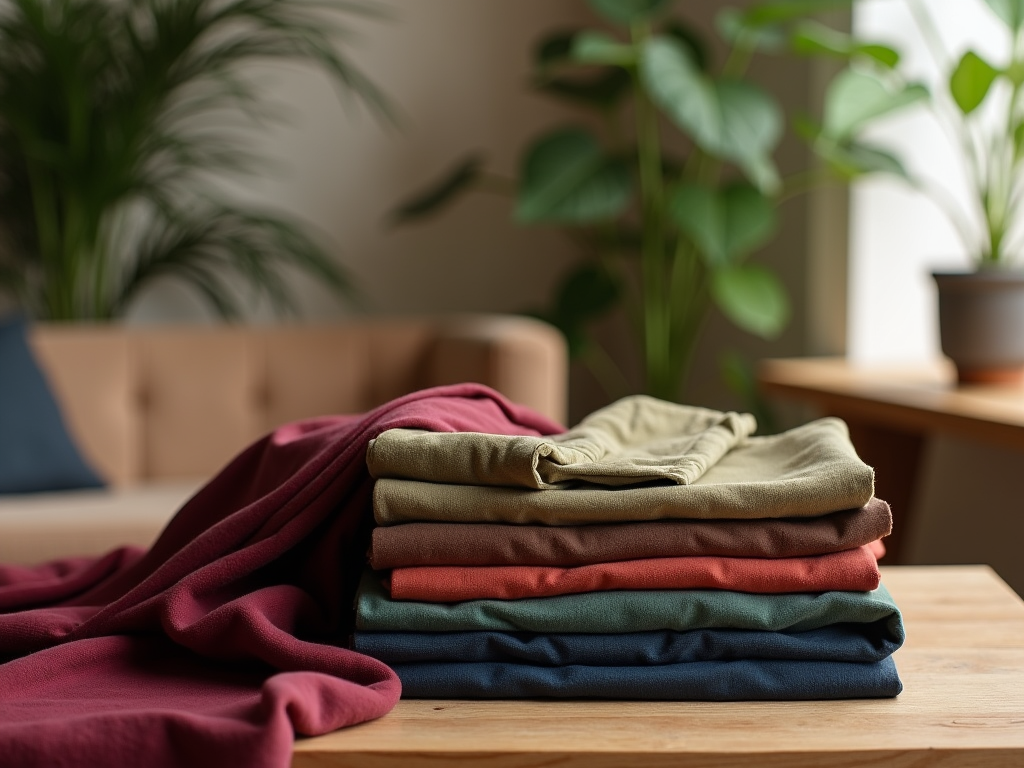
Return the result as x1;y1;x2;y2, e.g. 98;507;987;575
386;540;886;601
0;384;560;768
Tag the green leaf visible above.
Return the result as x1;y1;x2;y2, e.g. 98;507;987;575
670;183;778;267
950;51;1000;115
817;139;910;179
588;0;671;25
389;155;482;224
640;37;783;191
822;69;929;141
859;44;901;69
985;0;1024;30
712;264;790;339
742;0;853;26
790;21;900;68
535;30;577;70
571;31;635;66
716;8;787;52
664;20;709;72
717;81;784;192
1014;120;1024;160
515;128;632;224
535;69;632;110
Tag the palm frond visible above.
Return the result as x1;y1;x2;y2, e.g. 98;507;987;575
107;203;354;320
0;0;386;320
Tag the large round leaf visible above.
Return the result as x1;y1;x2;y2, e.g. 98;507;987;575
822;69;928;141
588;0;671;25
670;182;777;267
711;263;789;339
950;51;999;115
640;37;782;191
515;128;632;224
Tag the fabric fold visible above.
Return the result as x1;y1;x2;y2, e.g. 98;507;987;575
356;570;902;635
386;541;885;601
369;498;892;568
367;395;756;489
390;656;904;700
0;384;562;768
353;622;904;666
373;418;875;526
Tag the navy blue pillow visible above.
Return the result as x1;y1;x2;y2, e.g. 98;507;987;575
0;315;105;494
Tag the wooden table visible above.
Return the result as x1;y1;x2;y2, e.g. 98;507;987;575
292;565;1024;768
757;357;1024;563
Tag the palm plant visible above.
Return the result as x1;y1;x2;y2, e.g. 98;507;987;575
0;0;387;321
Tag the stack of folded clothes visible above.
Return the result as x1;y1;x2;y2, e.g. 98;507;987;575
353;395;905;700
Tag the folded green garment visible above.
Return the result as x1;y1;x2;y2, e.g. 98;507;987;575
373;418;874;525
355;570;900;634
367;395;756;489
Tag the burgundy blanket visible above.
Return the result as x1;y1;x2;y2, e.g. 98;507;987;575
0;384;560;768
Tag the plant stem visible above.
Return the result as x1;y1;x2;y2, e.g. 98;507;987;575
631;19;670;399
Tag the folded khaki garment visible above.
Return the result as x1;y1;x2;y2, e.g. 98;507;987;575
367;395;756;489
368;498;893;568
373;417;874;525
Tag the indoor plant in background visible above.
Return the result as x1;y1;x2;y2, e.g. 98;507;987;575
391;0;925;409
0;0;387;322
896;0;1024;383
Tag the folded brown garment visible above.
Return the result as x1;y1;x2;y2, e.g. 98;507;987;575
369;498;892;569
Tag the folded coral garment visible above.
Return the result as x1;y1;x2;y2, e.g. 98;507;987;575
368;498;893;568
356;570;902;635
368;395;756;488
373;418;875;526
353;621;904;666
386;540;885;601
390;656;903;700
0;384;561;768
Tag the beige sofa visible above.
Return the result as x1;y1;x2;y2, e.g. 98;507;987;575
0;314;567;564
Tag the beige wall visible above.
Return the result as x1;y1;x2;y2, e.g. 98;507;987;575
128;0;590;324
126;0;829;423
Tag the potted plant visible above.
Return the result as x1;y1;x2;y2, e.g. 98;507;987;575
0;0;387;322
389;0;925;407
920;0;1024;383
847;0;1024;383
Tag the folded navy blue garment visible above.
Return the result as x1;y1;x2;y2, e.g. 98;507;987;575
353;621;903;666
391;656;903;700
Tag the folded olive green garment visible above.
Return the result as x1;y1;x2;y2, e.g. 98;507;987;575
355;570;902;635
373;417;874;525
367;395;756;489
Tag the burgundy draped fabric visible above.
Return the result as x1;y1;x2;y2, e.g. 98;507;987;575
0;384;561;768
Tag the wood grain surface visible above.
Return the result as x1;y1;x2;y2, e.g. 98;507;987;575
292;565;1024;768
757;357;1024;452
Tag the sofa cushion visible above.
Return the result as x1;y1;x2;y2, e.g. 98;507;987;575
0;481;198;563
0;315;105;494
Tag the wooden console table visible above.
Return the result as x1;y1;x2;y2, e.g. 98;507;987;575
293;566;1024;768
757;357;1024;563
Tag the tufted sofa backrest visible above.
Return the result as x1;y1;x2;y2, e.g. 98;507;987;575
29;315;567;486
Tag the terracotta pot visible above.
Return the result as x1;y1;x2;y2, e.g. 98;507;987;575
933;269;1024;384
